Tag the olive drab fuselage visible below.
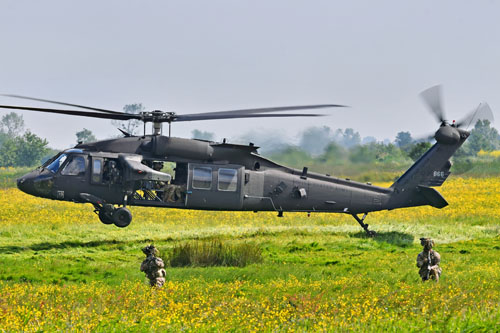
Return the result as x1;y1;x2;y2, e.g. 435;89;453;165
17;124;469;231
17;136;392;214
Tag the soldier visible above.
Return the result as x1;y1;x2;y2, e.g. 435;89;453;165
150;161;186;203
103;160;120;184
164;183;186;203
152;161;164;172
140;245;167;287
107;160;120;184
416;237;442;282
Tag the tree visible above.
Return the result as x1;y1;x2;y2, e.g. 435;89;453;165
191;129;215;141
0;112;25;137
349;142;410;164
407;142;432;161
299;126;332;156
15;131;49;167
76;128;97;143
466;120;500;155
318;142;347;164
0;131;8;147
362;136;377;145
0;139;18;167
111;103;144;135
0;131;49;167
268;146;314;169
337;128;361;148
395;131;413;150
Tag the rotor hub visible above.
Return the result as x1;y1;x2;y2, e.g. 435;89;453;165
140;110;176;123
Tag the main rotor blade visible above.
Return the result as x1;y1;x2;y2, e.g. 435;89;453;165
174;113;326;122
0;94;123;114
0;104;140;120
456;102;495;128
179;104;346;118
420;85;446;123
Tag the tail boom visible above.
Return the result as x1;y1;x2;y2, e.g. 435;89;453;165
387;126;469;210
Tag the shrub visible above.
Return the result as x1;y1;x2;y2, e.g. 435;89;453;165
169;239;263;267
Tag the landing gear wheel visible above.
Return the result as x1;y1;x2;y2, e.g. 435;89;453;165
98;210;113;225
113;207;132;228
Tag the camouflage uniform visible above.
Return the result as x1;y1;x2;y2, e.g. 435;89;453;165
416;238;442;282
140;245;166;287
164;184;186;203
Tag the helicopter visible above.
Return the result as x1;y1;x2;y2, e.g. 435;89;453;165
0;86;493;235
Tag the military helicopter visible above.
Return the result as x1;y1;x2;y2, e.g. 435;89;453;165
0;86;493;235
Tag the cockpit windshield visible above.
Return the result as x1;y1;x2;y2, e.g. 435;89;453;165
46;154;68;173
43;149;84;173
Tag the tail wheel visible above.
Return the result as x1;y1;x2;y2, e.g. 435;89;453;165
113;207;132;228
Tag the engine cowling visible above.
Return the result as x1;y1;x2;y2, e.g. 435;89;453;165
434;125;461;145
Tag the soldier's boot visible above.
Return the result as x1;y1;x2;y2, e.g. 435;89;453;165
430;268;440;282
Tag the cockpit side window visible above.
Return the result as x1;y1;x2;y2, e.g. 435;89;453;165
47;154;67;173
61;156;86;176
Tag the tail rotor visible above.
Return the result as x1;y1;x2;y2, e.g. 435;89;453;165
420;85;494;130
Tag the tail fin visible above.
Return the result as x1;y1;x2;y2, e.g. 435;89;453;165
388;126;469;210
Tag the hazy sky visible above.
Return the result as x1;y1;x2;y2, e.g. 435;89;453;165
0;1;499;149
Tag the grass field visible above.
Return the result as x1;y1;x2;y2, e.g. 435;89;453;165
0;176;499;331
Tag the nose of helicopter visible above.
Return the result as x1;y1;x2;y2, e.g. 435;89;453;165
17;170;54;197
17;172;38;196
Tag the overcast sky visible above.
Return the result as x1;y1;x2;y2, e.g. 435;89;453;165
0;1;499;149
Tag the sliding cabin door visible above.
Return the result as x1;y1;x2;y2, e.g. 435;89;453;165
186;164;244;210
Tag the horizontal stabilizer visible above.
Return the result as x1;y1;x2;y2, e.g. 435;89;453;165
417;186;448;208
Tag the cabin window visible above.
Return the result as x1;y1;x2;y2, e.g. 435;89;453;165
218;168;238;192
61;156;86;176
92;159;102;183
192;167;212;189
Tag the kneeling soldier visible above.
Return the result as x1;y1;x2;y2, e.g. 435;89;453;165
417;237;442;282
140;245;167;287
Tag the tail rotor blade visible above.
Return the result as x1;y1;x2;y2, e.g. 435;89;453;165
456;102;494;129
420;85;446;124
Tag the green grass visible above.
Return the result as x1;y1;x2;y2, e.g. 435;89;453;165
0;171;499;330
0;166;31;188
0;222;498;286
1;207;499;330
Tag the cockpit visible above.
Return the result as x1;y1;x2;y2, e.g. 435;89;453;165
43;149;84;174
18;148;187;207
16;149;87;198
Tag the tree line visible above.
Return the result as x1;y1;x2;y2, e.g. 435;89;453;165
1;104;499;168
193;120;500;164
